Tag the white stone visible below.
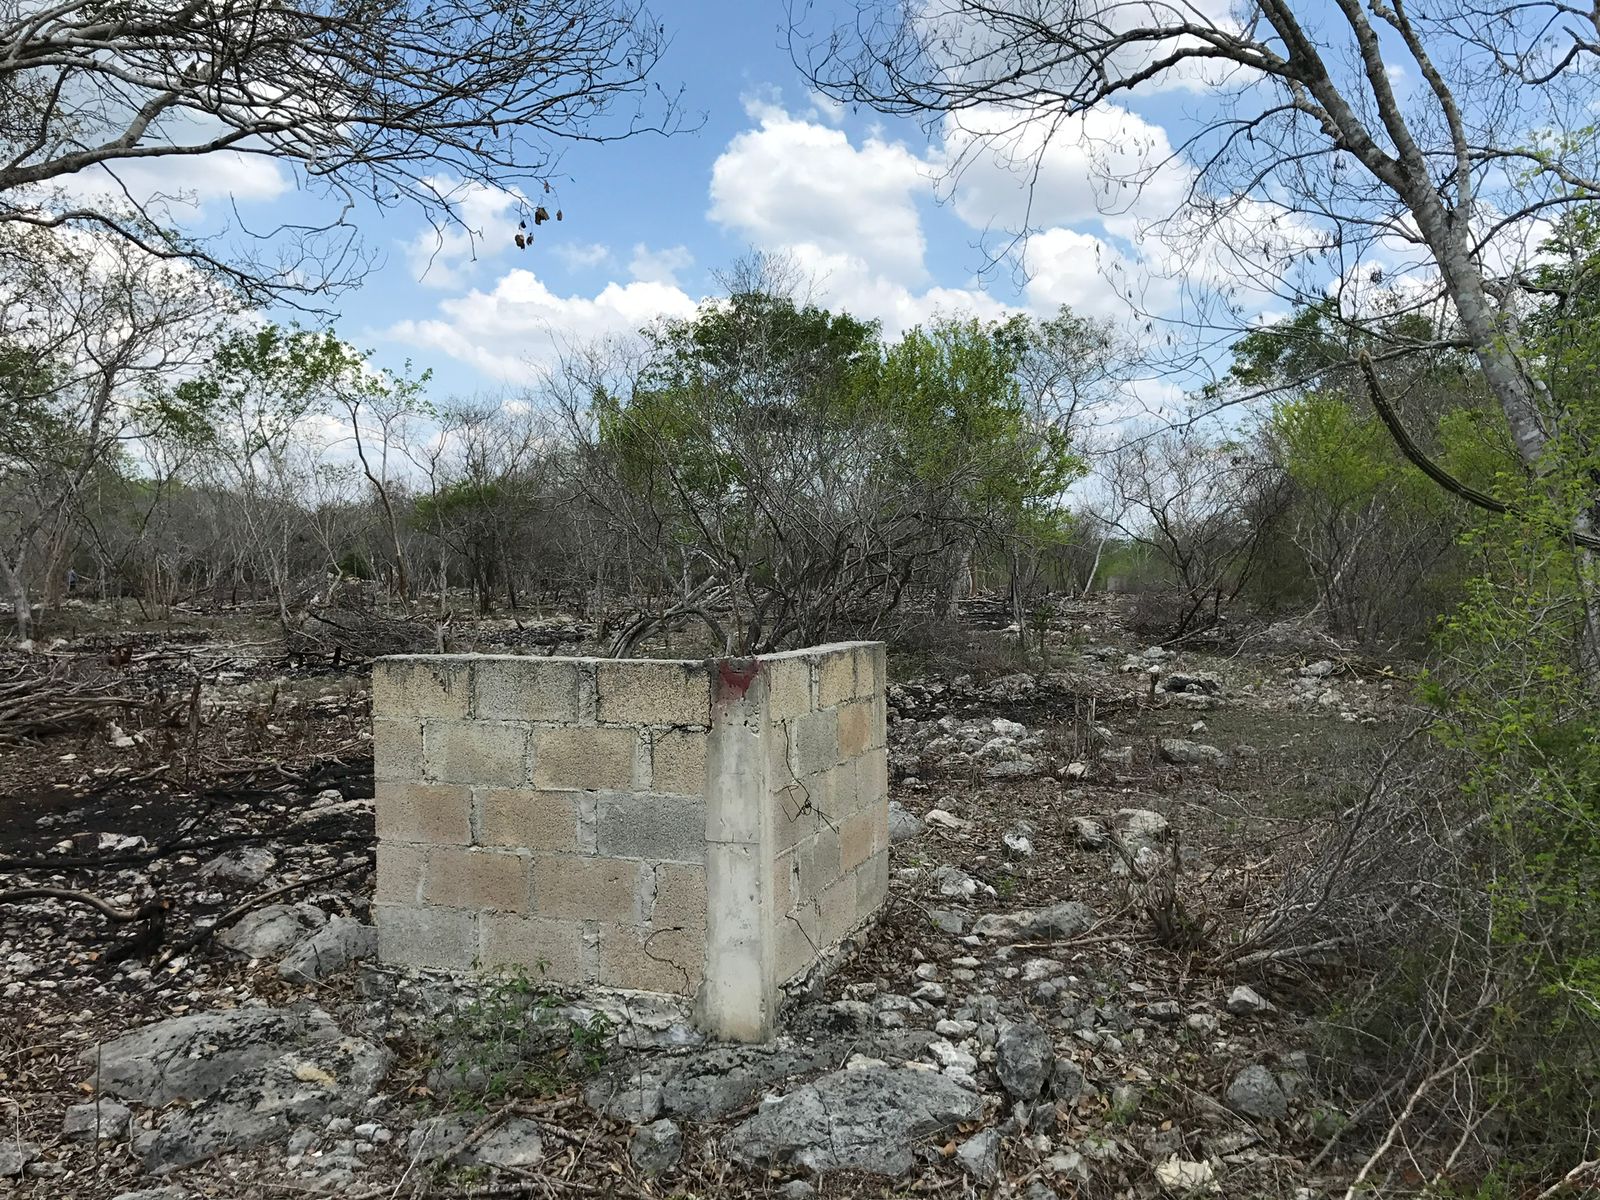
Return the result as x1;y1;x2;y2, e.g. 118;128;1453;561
1156;1157;1217;1191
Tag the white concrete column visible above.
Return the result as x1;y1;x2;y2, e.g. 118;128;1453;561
697;659;777;1042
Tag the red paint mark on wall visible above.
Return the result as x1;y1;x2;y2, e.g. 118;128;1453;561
715;657;761;700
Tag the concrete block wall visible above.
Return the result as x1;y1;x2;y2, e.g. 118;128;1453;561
372;642;888;1041
763;645;890;986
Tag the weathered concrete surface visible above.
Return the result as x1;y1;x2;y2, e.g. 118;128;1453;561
373;644;890;1041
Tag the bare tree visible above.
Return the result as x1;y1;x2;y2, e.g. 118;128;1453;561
801;0;1600;669
1103;425;1285;637
0;227;224;640
1;0;684;303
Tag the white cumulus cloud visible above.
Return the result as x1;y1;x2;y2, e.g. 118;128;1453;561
710;97;932;285
386;268;697;383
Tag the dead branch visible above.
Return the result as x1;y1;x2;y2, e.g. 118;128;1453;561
0;886;165;923
162;858;372;958
1533;1158;1600;1200
1341;1044;1489;1200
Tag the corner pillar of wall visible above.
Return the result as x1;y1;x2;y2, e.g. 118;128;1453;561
697;658;777;1042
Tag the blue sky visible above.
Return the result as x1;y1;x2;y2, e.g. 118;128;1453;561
52;0;1573;428
109;0;1290;412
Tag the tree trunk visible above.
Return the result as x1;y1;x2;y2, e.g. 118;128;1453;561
0;552;34;643
1419;210;1600;680
941;541;972;621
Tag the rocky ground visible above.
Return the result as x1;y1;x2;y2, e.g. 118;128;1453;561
0;597;1421;1199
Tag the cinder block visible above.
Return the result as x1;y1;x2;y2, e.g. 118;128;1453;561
474;657;581;722
856;746;889;810
531;855;638;923
651;727;708;795
772;780;820;853
869;794;889;856
791;708;840;776
376;781;472;845
826;761;858;815
376;903;477;972
836;700;873;760
764;655;813;721
596;660;710;727
373;657;471;720
796;824;842;902
767;720;796;788
477;788;581;852
854;643;887;699
425;720;529;786
532;726;636;791
598;923;704;994
648;863;708;930
817;649;857;707
840;808;876;873
424;846;530;912
479;913;589;983
820;875;860;946
595;793;707;863
870;694;888;748
375;843;428;903
776;904;821;983
854;850;889;915
373;718;424;782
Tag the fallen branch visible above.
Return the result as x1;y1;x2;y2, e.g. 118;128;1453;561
1340;1045;1488;1200
162;858;372;958
1534;1159;1600;1200
0;886;165;923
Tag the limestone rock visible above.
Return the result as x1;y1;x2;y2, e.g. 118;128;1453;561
1225;985;1270;1016
588;1043;841;1125
1052;1057;1085;1102
955;1127;1001;1184
660;1044;838;1121
995;1023;1054;1101
63;1099;133;1140
1225;1064;1288;1120
1158;739;1228;769
409;1114;544;1169
1163;673;1221;696
200;847;277;885
1070;817;1108;849
583;1072;665;1122
888;802;922;845
926;908;966;934
972;902;1093;942
215;903;328;961
143;1036;392;1172
932;865;980;898
278;917;377;983
629;1119;683;1175
86;1006;341;1105
727;1066;983;1177
0;1142;38;1177
1156;1156;1217;1191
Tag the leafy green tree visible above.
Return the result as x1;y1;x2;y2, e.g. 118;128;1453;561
581;283;889;653
874;313;1082;619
